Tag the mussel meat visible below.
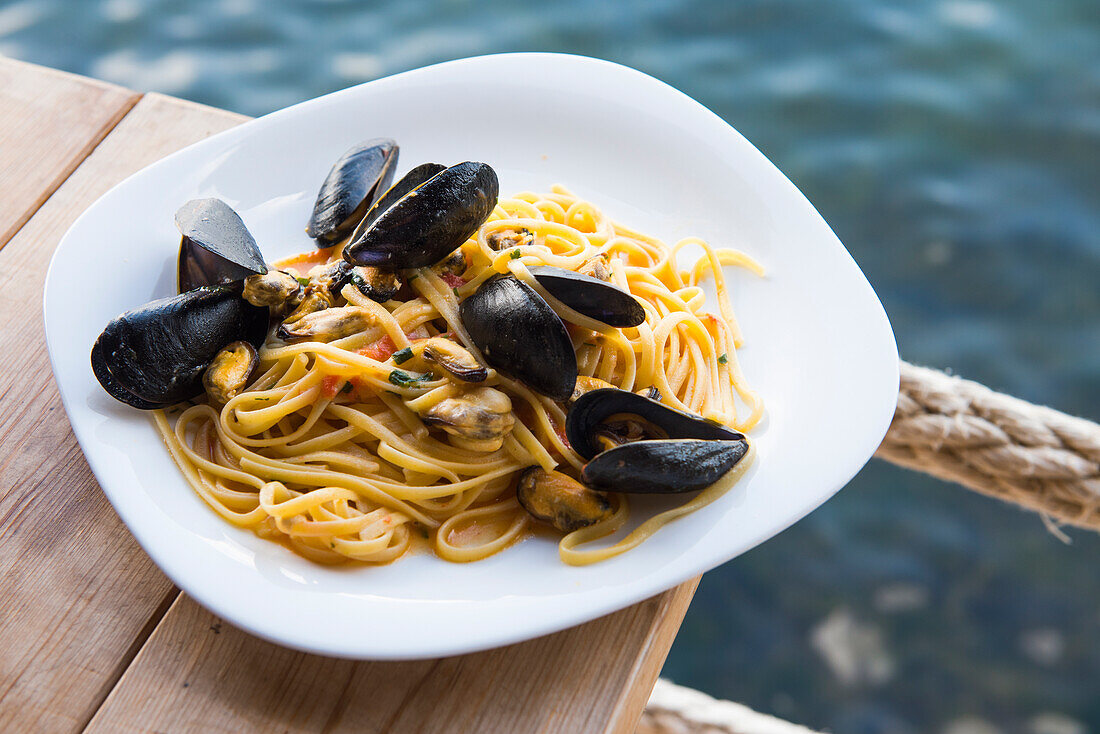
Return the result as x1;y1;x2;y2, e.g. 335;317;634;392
566;388;744;460
281;259;353;321
486;227;533;251
344;161;499;269
91;285;268;409
528;265;645;328
349;265;402;302
203;341;259;404
421;386;515;451
176;198;267;292
581;439;748;494
459;275;577;401
419;337;487;382
577;255;611;281
306;138;398;244
516;467;613;532
277;306;375;342
569;375;615;405
435;249;468;278
242;269;302;308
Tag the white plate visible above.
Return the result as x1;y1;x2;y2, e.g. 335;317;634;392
44;53;898;660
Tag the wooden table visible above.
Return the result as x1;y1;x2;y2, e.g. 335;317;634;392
0;58;698;733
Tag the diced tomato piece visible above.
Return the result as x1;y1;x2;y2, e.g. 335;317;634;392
440;273;467;289
358;335;397;362
322;375;344;398
550;416;571;449
348;377;374;400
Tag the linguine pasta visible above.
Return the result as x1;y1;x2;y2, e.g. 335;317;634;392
154;186;763;566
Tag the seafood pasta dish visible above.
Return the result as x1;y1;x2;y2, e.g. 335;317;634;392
91;139;763;566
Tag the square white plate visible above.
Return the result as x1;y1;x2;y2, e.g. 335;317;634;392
44;53;897;659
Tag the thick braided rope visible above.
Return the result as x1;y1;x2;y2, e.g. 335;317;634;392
876;361;1100;530
639;679;823;734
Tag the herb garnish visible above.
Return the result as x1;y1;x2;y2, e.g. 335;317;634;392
388;369;431;388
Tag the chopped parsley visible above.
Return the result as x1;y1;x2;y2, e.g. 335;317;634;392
388;369;432;388
392;347;414;364
718;353;728;364
509;248;522;259
452;287;460;297
296;276;310;287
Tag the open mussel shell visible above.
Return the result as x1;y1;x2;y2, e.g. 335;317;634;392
176;198;267;292
91;285;268;409
344;161;499;269
581;438;749;494
528;266;645;328
459;275;577;401
566;388;745;460
306;138;399;245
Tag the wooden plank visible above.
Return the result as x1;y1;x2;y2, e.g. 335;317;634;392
0;57;138;249
0;93;246;733
86;579;698;734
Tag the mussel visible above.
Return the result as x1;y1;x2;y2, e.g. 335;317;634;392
277;306;375;342
419;337;487;382
281;260;353;322
91;286;268;409
242;270;302;308
306;138;398;244
564;388;749;495
577;255;611;282
569;376;615;405
528;266;645;328
566;388;744;460
459;275;577;401
515;467;613;532
421;386;515;451
176;198;267;292
349;266;402;303
486;227;533;251
344;162;499;269
354;162;446;235
582;439;749;494
203;341;259;404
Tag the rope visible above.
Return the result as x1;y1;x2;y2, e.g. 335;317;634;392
640;679;823;734
876;361;1100;531
636;361;1100;734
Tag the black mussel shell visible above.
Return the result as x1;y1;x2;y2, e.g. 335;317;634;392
306;138;399;244
355;162;446;235
566;388;745;460
176;198;267;293
344;161;498;269
91;285;268;409
581;438;749;494
459;275;577;400
528;266;645;328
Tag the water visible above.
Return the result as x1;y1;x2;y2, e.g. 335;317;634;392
4;1;1098;731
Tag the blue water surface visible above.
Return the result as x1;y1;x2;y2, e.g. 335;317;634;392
3;0;1098;731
